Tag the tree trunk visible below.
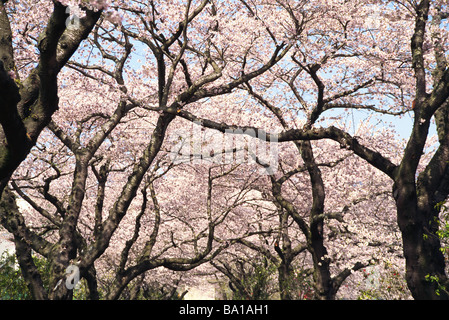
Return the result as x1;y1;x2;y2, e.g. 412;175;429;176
394;181;449;299
13;237;48;300
310;237;334;300
277;261;294;300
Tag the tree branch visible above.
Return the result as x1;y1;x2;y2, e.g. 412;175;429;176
172;109;398;178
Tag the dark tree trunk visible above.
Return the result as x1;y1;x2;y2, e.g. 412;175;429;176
394;180;449;299
277;262;293;300
0;2;102;193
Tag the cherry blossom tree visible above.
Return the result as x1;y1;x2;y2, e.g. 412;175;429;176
174;113;405;300
0;0;105;192
173;0;449;299
218;133;404;300
1;0;292;300
3;0;447;301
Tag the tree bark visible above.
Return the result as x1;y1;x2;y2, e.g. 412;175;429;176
277;260;294;300
0;2;101;193
394;182;449;299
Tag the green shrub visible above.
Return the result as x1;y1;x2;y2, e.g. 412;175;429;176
0;251;51;300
